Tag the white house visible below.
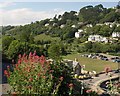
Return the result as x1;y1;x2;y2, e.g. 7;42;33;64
58;18;62;21
78;29;83;32
60;24;65;28
86;24;93;27
75;29;83;38
45;23;49;26
112;32;120;38
71;25;76;28
50;19;54;22
53;23;57;26
88;35;108;43
117;24;120;27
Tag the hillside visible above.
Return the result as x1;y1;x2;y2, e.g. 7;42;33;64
2;4;120;37
2;4;120;61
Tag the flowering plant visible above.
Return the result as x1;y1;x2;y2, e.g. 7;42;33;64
4;51;73;95
85;89;99;96
4;51;64;95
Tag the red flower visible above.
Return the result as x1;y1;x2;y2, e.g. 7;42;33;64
18;54;22;59
22;53;26;58
29;78;33;82
43;76;46;79
33;50;36;56
40;55;46;64
24;59;28;63
69;83;74;88
37;73;41;77
4;70;10;77
59;76;64;81
18;59;21;64
86;89;92;93
29;52;33;59
104;67;111;73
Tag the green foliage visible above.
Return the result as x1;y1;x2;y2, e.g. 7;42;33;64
48;44;62;61
2;36;14;53
79;4;105;23
7;40;27;59
78;42;120;53
2;3;120;61
62;26;77;40
7;40;47;60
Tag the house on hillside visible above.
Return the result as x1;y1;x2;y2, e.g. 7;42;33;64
75;29;83;38
45;23;49;26
60;24;65;28
117;24;120;27
71;25;76;28
88;35;108;43
112;32;120;38
50;18;54;22
86;24;93;27
104;22;116;28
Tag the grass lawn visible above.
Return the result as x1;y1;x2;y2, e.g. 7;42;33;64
34;34;60;42
63;53;118;73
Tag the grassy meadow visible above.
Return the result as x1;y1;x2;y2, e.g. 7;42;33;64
34;34;60;42
63;53;118;73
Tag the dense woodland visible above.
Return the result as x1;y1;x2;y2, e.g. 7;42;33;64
2;4;120;61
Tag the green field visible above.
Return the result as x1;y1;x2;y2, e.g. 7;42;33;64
63;53;118;73
34;34;60;42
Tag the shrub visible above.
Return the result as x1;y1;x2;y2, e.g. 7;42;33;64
4;51;73;95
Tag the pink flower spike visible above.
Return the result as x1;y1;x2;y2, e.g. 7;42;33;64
23;53;26;58
29;52;33;58
33;50;36;56
18;54;22;59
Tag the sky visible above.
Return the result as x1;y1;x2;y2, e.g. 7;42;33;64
0;1;119;26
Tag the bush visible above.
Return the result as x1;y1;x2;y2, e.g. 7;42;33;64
4;51;73;95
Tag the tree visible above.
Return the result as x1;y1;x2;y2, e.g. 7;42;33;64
84;41;93;52
48;44;62;61
2;36;14;53
7;40;27;60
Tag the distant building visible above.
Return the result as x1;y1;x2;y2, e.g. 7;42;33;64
45;23;49;26
78;22;83;25
53;23;57;26
112;32;120;38
75;12;79;16
117;24;120;27
50;19;54;22
75;29;83;38
71;25;76;28
58;18;62;21
88;35;108;43
63;59;81;76
60;24;65;28
86;24;93;27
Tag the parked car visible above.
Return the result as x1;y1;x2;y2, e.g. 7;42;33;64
114;69;120;73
